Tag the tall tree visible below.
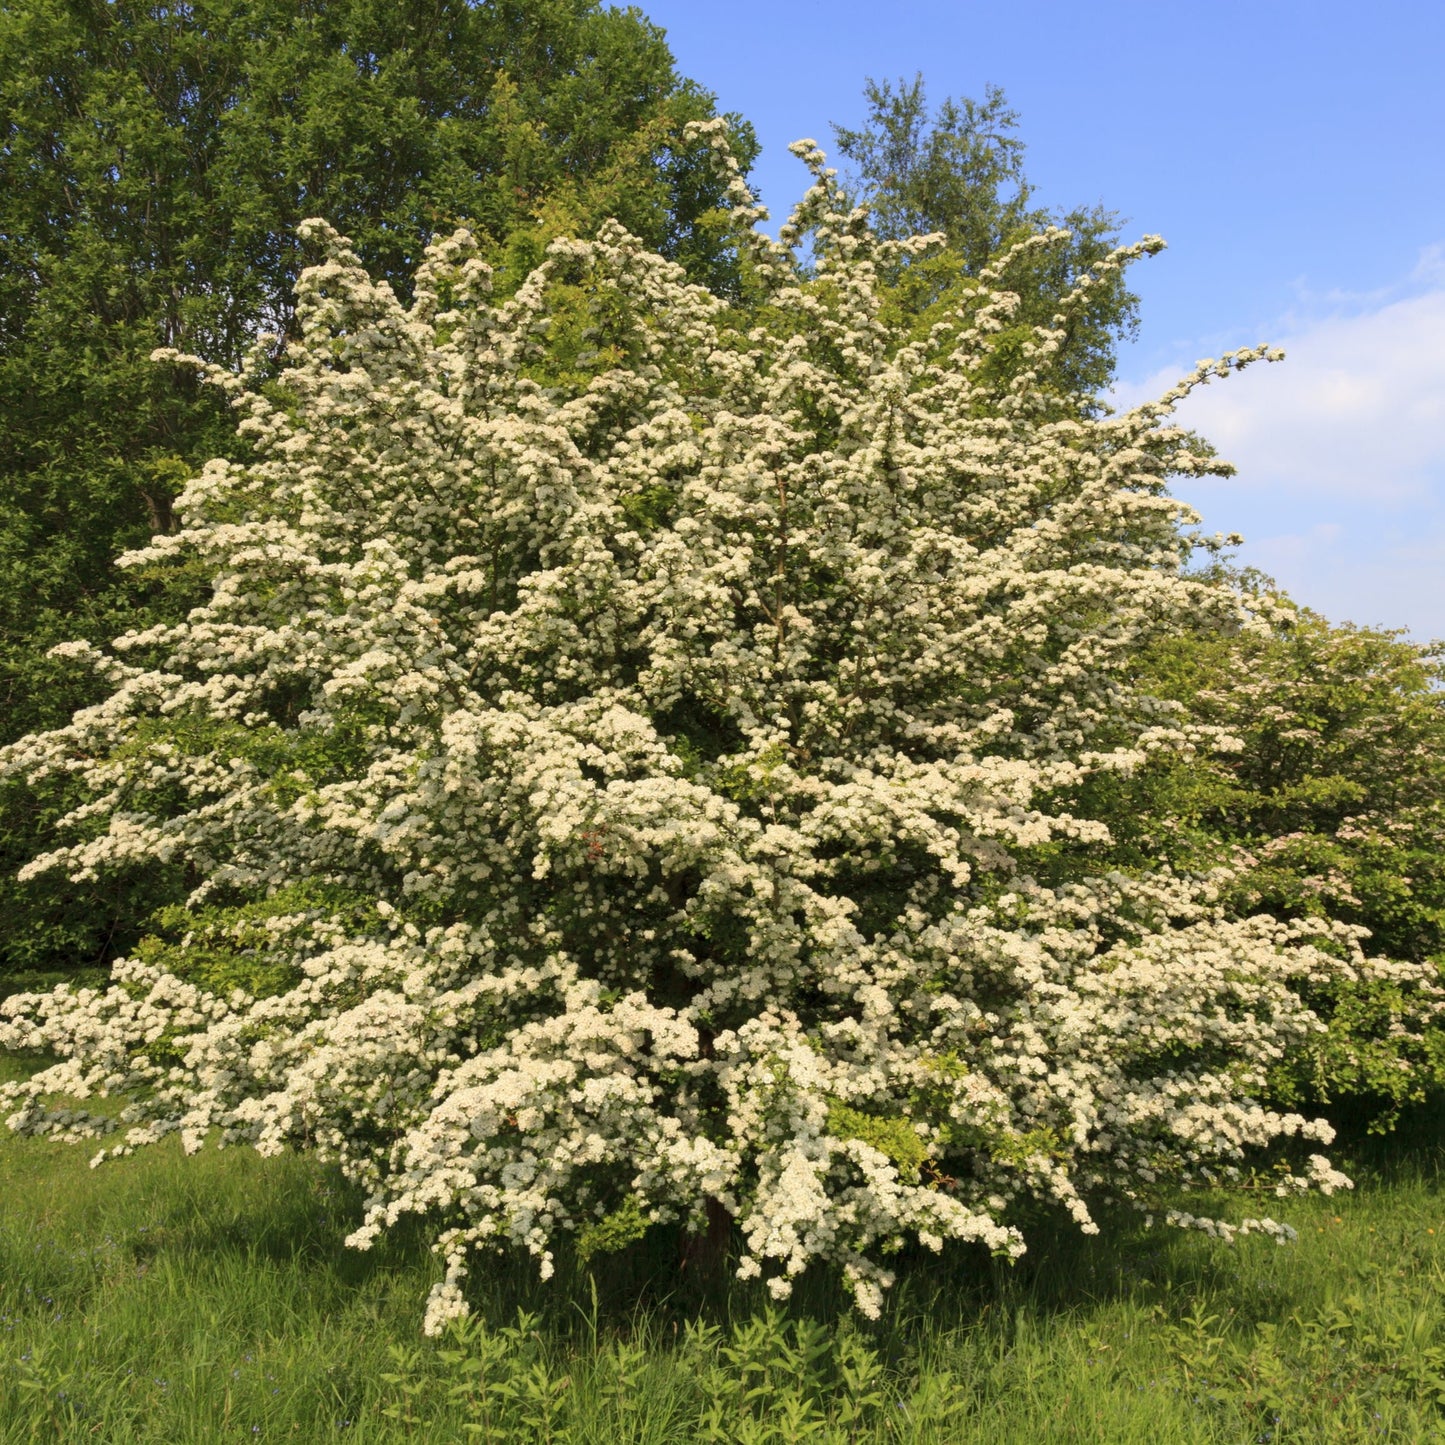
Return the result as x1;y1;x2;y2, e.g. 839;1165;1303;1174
831;76;1139;397
0;0;756;982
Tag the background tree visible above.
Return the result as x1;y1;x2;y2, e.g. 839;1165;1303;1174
1031;578;1445;1129
0;0;757;984
831;75;1139;398
1144;601;1445;1126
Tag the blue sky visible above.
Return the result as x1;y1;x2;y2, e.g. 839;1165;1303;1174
643;0;1445;638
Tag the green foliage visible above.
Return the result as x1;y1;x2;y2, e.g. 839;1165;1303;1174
133;881;392;1003
575;1196;652;1264
0;0;757;982
0;770;180;982
1184;607;1445;1126
831;75;1140;397
825;1100;929;1183
1165;608;1444;957
1074;588;1445;1128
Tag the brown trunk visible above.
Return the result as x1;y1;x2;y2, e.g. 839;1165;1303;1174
138;487;174;536
679;1019;731;1276
679;1195;733;1278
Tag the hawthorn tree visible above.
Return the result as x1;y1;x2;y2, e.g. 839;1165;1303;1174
2;130;1393;1327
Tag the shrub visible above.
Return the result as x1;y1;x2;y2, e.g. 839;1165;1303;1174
0;127;1391;1327
1141;603;1445;1126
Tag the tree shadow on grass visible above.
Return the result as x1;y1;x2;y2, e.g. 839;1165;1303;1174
7;1040;1442;1360
116;1083;1445;1348
1320;1090;1445;1183
449;1090;1445;1356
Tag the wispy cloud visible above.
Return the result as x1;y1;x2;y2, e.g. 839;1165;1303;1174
1119;286;1445;505
1414;242;1445;285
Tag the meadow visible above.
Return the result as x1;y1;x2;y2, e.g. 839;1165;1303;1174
3;1040;1444;1443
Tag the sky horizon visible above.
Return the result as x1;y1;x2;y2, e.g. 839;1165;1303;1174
643;0;1445;639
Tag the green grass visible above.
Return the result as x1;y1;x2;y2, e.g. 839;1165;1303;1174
3;1047;1445;1442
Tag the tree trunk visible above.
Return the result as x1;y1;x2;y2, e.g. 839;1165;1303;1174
679;1195;732;1279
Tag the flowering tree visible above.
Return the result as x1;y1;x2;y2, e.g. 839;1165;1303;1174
1;125;1386;1328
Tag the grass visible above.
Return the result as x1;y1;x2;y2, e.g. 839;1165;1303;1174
3;1047;1445;1441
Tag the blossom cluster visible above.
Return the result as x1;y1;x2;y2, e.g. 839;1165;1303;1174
0;125;1408;1327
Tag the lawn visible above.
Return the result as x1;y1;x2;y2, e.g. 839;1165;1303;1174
3;1048;1444;1442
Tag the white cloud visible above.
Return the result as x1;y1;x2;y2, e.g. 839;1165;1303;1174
1112;257;1445;636
1117;286;1445;505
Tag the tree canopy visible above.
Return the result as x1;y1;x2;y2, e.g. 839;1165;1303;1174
831;75;1139;398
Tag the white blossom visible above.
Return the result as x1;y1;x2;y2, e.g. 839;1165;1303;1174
0;130;1417;1329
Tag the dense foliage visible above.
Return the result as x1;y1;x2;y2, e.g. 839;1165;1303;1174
0;0;756;980
5;131;1410;1327
1134;604;1445;1125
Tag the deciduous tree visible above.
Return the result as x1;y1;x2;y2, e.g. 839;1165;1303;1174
1;135;1383;1326
832;75;1138;398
